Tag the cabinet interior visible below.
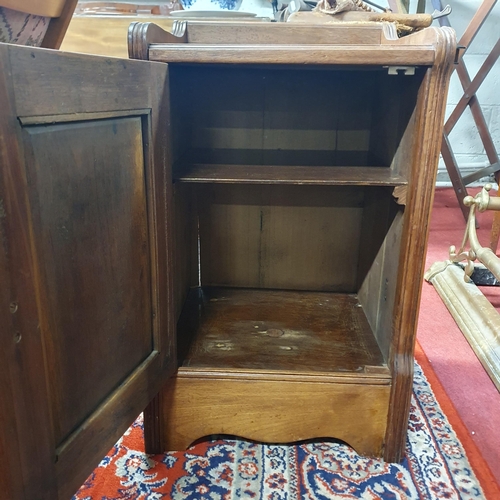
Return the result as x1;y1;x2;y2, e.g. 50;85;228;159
170;64;425;378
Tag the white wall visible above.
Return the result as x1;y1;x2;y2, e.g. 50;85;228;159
427;1;500;183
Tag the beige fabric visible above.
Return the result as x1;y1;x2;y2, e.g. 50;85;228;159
0;6;49;45
315;0;373;15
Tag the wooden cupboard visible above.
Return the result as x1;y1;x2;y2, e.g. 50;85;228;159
0;21;455;499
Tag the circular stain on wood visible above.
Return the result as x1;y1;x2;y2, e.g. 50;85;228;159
266;328;284;337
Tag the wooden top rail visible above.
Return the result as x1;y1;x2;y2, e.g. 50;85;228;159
148;43;436;65
128;21;450;65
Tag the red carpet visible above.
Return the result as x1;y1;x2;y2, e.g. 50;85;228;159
415;343;499;498
418;187;500;486
72;353;499;499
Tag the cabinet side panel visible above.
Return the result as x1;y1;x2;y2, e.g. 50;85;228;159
199;185;364;291
375;211;404;358
357;188;391;349
359;209;404;361
369;71;422;179
356;187;392;289
173;183;198;322
358;188;403;361
391;102;418;180
0;45;58;499
369;73;401;169
385;27;456;462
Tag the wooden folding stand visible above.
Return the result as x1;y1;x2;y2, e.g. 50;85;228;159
432;0;500;249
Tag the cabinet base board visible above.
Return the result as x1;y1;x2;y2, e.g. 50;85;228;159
161;372;391;458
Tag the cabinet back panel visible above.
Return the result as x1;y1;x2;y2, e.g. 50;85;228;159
198;185;364;291
170;65;403;168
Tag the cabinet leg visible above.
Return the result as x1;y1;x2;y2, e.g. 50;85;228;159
383;367;413;462
143;393;163;455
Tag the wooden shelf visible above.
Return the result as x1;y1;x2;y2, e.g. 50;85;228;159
177;287;390;377
174;164;406;186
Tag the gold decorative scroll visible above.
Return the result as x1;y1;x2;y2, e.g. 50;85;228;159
449;184;500;281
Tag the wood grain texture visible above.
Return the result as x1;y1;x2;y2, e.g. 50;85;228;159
128;21;186;60
179;149;377;167
175;164;406;185
10;44;165;118
24;117;152;446
178;287;389;374
0;44;58;500
185;22;383;45
143;392;163;455
357;188;394;278
40;0;79;49
372;210;404;360
1;24;457;491
62;16;175;58
162;24;455;463
0;43;175;498
384;27;456;462
198;184;364;291
169;64;419;178
142;52;176;457
162;375;390;457
148;44;436;66
369;70;422;179
359;209;404;361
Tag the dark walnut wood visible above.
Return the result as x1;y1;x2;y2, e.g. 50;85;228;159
0;43;175;499
40;0;80;49
178;287;389;373
168;290;391;457
174;164;407;186
128;21;186;60
26;117;153;446
141;22;456;464
1;21;456;499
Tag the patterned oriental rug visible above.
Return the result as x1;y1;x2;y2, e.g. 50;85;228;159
72;345;499;500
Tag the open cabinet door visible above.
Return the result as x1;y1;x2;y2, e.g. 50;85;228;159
0;43;174;499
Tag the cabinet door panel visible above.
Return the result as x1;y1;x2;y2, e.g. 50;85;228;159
0;43;173;499
25;117;152;445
